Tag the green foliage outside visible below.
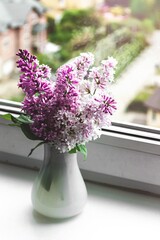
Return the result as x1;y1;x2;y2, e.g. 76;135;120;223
113;34;147;78
81;26;147;78
131;0;154;17
141;19;154;34
37;18;150;79
37;52;62;72
126;85;156;113
70;27;95;51
8;2;160;102
106;21;123;34
43;4;157;79
121;17;154;34
45;8;103;70
49;9;101;44
130;0;160;26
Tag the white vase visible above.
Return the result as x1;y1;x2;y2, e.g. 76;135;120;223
31;143;87;218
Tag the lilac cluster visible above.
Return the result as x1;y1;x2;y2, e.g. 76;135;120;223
17;49;117;152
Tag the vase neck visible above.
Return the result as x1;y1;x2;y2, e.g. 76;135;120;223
43;143;77;166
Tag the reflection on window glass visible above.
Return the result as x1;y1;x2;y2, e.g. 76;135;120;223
0;0;160;129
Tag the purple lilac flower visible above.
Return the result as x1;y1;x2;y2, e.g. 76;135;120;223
17;50;117;152
16;49;52;96
89;67;108;90
96;95;117;115
101;57;118;83
74;52;94;79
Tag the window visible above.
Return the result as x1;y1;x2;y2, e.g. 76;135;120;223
0;0;160;130
31;11;39;24
1;0;160;195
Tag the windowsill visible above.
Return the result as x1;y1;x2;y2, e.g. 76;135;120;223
1;162;160;240
1;119;160;195
1;100;160;195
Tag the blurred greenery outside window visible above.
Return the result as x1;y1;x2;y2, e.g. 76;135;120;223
1;0;160;128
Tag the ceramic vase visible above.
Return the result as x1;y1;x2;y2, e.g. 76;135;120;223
31;143;87;218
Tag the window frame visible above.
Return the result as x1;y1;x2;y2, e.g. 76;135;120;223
1;99;160;195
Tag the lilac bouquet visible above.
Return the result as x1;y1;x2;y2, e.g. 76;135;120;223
2;49;117;158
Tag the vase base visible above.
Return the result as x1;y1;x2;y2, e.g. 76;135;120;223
32;201;87;219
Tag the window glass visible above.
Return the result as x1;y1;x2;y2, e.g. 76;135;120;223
0;0;160;129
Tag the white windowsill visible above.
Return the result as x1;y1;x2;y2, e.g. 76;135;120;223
1;121;160;195
1;100;160;195
1;163;160;240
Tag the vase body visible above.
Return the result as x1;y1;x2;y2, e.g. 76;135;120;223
31;143;87;218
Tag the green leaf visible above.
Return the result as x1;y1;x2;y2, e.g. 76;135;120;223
0;113;22;127
4;113;33;126
76;144;87;160
18;114;33;124
28;141;45;157
69;147;77;154
20;124;40;140
0;113;12;121
69;144;87;160
0;114;22;127
0;113;33;125
11;115;21;125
